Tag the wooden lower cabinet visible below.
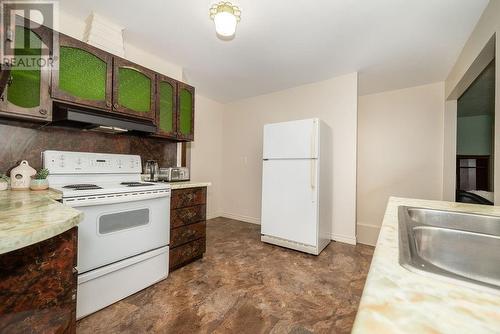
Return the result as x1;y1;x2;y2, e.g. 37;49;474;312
170;187;207;271
0;227;77;334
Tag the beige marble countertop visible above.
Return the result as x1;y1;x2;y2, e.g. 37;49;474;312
352;197;500;333
0;190;82;255
167;181;211;190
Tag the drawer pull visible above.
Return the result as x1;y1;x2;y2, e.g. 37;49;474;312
181;211;196;220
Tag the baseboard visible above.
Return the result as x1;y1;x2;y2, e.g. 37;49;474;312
357;222;380;246
331;233;357;245
220;212;261;225
207;212;223;220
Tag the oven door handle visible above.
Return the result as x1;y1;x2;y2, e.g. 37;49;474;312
63;191;170;207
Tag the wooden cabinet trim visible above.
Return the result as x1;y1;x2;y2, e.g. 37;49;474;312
0;23;53;121
154;73;178;139
51;33;113;111
176;82;195;141
112;57;156;121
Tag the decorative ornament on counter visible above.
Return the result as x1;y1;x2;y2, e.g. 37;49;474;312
10;161;36;190
30;168;50;191
0;174;9;191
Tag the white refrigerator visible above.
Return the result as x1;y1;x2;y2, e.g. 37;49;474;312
261;118;332;255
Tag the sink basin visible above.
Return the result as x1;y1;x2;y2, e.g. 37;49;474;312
399;206;500;290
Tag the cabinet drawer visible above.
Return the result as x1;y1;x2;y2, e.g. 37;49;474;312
171;221;206;248
171;187;206;209
171;205;206;229
169;238;206;270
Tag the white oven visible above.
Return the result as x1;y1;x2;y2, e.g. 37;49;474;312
66;193;170;274
43;150;171;319
69;191;170;319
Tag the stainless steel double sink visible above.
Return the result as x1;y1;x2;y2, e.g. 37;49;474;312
399;206;500;290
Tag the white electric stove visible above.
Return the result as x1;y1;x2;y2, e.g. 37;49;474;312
43;150;171;319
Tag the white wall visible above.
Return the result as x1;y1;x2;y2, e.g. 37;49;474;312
357;82;445;245
189;95;225;219
220;73;358;244
444;0;499;204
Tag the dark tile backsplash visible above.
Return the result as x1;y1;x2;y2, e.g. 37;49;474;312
0;120;177;173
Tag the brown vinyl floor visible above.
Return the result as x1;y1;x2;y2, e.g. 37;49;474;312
77;218;374;334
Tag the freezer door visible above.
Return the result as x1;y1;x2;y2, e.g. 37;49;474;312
263;118;319;159
261;159;318;246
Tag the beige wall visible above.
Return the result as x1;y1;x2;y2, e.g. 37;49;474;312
58;10;183;80
221;73;358;244
444;0;499;204
357;82;445;245
189;95;225;219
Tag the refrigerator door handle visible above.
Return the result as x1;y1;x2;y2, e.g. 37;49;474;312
311;119;317;158
310;159;316;191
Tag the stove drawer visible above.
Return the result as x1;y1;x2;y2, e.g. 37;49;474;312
171;221;206;248
171;187;206;209
171;205;206;229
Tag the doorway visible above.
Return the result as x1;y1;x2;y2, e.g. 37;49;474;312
456;60;496;205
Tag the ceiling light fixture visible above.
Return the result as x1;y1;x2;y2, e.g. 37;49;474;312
209;1;241;39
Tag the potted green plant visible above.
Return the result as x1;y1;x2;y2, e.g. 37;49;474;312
0;174;9;191
30;168;50;191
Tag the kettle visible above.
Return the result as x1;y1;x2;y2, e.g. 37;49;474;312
144;160;159;182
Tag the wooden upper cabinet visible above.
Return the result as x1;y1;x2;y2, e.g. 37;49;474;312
155;73;178;139
0;21;52;121
176;82;195;141
51;34;113;110
112;58;156;121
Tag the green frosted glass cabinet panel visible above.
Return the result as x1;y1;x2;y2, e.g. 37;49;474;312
59;47;106;101
159;81;174;133
118;68;151;112
7;26;41;108
179;88;193;136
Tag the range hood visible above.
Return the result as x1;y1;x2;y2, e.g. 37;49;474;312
51;103;157;134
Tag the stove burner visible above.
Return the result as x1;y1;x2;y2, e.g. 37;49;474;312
120;182;155;187
63;184;103;190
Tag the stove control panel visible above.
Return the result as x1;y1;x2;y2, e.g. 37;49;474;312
43;151;142;174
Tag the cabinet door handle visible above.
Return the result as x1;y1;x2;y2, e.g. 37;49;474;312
106;101;111;108
113;103;119;109
39;109;48;115
6;29;13;42
181;211;196;220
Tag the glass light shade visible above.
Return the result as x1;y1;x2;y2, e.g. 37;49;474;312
213;11;237;37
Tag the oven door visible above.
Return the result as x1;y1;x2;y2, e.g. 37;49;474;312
73;194;170;273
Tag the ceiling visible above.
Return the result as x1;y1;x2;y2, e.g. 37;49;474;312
458;60;495;118
59;0;489;102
